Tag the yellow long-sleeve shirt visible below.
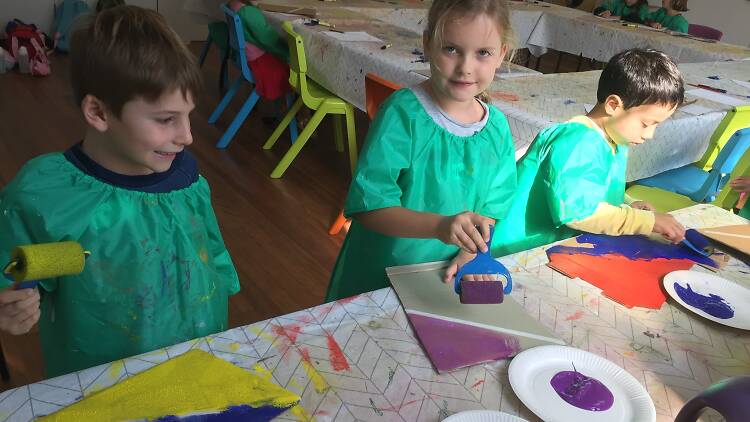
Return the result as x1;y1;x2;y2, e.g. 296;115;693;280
564;115;655;236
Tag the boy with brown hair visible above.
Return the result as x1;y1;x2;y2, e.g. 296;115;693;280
0;6;239;376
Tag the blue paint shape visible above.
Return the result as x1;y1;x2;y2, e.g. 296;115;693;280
564;99;576;105
155;404;289;422
547;234;717;268
674;282;734;319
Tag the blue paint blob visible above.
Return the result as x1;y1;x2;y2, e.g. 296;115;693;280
155;404;289;422
547;234;717;268
674;282;734;319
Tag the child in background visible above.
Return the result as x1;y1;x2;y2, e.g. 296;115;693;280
493;49;686;257
208;0;290;101
0;6;239;376
326;0;517;301
594;0;650;23
647;0;689;33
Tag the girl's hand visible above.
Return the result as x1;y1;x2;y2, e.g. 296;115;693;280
650;22;663;29
437;212;494;253
730;176;750;193
443;250;476;283
598;10;612;17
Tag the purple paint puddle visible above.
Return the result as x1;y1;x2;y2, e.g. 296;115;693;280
550;368;614;411
674;282;734;319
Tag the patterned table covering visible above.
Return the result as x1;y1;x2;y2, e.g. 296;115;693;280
2;204;748;422
489;60;750;181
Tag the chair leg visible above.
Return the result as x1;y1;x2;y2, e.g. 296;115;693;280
269;106;328;179
264;97;304;150
344;105;358;174
198;37;211;68
554;51;563;73
208;76;244;125
285;93;299;144
333;114;345;152
328;210;348;235
215;90;261;149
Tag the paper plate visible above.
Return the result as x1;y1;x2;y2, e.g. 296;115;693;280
508;345;655;422
443;410;529;422
663;270;750;330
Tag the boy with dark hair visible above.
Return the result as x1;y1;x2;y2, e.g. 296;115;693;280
494;48;687;256
0;6;239;376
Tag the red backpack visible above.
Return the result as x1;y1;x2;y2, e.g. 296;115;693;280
4;20;51;76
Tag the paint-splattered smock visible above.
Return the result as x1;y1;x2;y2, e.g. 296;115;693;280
492;122;628;256
326;89;517;301
0;148;239;376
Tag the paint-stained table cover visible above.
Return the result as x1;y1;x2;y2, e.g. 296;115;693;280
1;204;747;422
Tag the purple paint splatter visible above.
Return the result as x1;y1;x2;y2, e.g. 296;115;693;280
550;367;614;411
155;404;289;421
674;282;734;319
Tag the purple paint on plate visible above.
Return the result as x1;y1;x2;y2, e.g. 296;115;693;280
674;282;734;319
550;370;614;411
407;311;520;372
460;280;504;304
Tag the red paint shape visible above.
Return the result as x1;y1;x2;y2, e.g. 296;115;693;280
299;347;312;364
548;253;694;309
272;324;302;344
326;333;350;371
471;379;485;389
565;310;585;321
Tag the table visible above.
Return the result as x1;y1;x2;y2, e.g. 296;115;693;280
2;204;748;422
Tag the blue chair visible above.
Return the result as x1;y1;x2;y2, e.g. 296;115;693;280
632;128;750;203
207;4;297;149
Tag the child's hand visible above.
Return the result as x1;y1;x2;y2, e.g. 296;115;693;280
598;10;612;17
438;212;494;253
631;201;655;211
652;213;686;243
0;287;41;335
730;176;750;193
650;22;662;29
443;250;475;283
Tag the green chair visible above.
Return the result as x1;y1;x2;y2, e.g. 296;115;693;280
263;22;357;179
626;145;750;213
695;105;750;171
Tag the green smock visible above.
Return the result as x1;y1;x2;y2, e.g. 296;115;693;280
0;154;240;376
492;122;628;256
600;0;650;22
326;89;517;301
647;8;689;33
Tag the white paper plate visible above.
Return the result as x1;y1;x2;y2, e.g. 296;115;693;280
443;410;529;422
663;270;750;330
508;345;655;422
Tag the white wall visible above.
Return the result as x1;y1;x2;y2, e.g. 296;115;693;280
0;1;206;42
648;0;750;46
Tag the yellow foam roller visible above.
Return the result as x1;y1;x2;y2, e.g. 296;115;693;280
9;241;86;281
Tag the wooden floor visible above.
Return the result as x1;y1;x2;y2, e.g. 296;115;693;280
0;44;587;390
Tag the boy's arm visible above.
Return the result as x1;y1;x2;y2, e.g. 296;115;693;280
566;202;654;235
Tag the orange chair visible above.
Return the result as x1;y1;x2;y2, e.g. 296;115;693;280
328;73;402;235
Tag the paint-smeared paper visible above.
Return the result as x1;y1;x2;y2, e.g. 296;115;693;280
40;350;299;422
387;261;563;373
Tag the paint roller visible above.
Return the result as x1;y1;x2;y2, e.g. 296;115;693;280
453;226;513;304
2;241;89;289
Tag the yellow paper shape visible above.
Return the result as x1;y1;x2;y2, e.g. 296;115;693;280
41;349;300;421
